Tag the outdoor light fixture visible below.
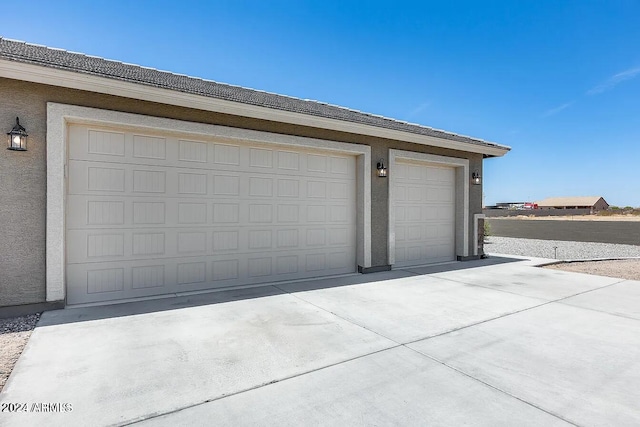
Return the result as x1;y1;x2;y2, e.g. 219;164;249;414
472;171;482;185
7;117;28;151
376;159;388;178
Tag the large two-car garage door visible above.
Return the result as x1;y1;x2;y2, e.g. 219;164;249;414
66;124;357;305
393;160;456;267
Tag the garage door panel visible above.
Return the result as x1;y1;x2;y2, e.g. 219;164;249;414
395;247;406;263
406;246;422;262
67;247;356;305
406;225;422;241
177;261;208;285
178;172;208;195
133;201;167;225
66;124;357;304
276;179;299;198
70;127;355;179
425;225;438;239
178;231;209;254
69;227;354;265
67;263;165;305
328;228;350;246
407;206;421;221
393;161;455;268
276;204;299;223
67;197;125;227
406;165;423;180
70;196;258;229
395;226;406;242
69;126;124;159
178;139;208;163
407;187;422;201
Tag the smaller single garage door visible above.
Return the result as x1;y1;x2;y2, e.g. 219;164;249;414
65;124;357;305
393;160;456;267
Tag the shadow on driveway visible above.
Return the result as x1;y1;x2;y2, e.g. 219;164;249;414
39;255;524;327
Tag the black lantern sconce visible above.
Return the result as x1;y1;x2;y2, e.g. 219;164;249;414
376;159;388;178
471;171;482;185
7;117;28;151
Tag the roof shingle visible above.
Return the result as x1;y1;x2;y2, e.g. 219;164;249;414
0;37;509;152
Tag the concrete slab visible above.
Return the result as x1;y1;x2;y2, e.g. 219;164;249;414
429;262;621;300
2;262;637;426
409;303;640;426
0;288;395;427
139;346;570;427
561;279;640;320
278;274;546;343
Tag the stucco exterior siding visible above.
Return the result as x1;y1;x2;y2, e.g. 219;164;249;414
0;77;483;306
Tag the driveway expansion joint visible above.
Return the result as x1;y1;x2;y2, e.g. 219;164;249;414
273;284;402;344
557;299;640;322
119;283;407;426
119;344;404;426
407;347;580;427
431;269;625;302
404;278;627;345
274;273;586;426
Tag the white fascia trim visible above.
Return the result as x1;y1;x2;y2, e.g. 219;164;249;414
46;102;371;303
387;149;469;266
0;59;509;157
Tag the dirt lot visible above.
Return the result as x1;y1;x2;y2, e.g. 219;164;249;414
545;259;640;281
1;259;638;393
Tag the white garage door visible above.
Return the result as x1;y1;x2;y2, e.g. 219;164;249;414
393;160;456;267
65;124;357;305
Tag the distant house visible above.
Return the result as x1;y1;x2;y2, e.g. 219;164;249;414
495;202;526;209
536;197;609;213
487;202;537;210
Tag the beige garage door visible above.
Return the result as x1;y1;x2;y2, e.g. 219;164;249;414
65;124;357;305
393;160;456;267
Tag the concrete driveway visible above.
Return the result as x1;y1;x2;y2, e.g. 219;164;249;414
1;256;639;426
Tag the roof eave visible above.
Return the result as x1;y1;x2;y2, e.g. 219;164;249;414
0;58;510;157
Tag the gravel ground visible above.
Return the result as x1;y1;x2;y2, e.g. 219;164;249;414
485;236;640;260
0;313;40;392
486;236;640;280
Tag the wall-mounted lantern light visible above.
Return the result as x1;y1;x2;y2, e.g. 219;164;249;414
376;159;388;178
471;171;482;185
7;117;28;151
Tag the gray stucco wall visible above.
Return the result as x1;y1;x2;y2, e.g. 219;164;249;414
0;77;484;306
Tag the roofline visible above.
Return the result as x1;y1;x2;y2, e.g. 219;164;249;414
0;58;510;157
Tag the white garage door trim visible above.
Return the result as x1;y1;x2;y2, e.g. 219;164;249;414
387;149;469;266
46;103;371;303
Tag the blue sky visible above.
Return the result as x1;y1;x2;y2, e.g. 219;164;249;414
4;1;640;206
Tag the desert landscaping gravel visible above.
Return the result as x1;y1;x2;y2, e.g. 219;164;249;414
486;236;640;260
0;313;40;392
486;236;640;281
